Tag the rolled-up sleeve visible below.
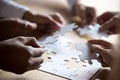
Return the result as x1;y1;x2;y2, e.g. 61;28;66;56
0;0;29;18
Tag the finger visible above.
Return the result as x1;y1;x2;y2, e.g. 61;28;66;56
16;19;37;31
74;3;86;26
97;12;115;25
97;55;108;67
45;15;62;30
18;37;41;48
26;37;40;47
86;7;96;25
27;47;45;57
101;62;109;67
50;13;64;25
99;16;117;32
91;45;112;58
29;57;43;68
27;57;43;70
88;39;112;49
97;55;103;63
24;21;37;30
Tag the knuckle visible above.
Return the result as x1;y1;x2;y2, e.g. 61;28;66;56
105;11;111;14
16;36;25;41
40;58;44;64
27;48;34;56
24;46;34;57
113;15;119;21
28;58;33;66
30;37;37;42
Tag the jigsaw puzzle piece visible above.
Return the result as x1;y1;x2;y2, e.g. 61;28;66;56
75;43;97;64
89;24;108;38
76;26;90;35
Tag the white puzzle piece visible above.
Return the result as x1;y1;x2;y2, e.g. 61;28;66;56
75;43;97;64
76;24;108;38
89;24;108;38
77;26;90;35
57;23;77;36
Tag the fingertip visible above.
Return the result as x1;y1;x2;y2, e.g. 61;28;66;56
40;48;46;54
99;24;107;32
99;26;103;32
87;39;97;44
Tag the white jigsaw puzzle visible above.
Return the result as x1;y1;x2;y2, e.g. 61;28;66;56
38;23;105;80
75;43;97;64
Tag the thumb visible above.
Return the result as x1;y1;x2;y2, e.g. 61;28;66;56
99;16;117;32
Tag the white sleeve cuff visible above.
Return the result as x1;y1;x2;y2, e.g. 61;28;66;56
0;0;29;19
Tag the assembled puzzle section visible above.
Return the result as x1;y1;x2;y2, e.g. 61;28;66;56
38;23;109;80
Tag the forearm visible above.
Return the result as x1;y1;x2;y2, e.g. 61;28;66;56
0;0;29;19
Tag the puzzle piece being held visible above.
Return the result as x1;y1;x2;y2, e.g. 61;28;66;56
89;24;108;38
76;24;108;38
75;43;97;64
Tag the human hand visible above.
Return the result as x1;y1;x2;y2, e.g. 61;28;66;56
23;11;64;34
0;36;45;74
97;12;120;34
88;38;120;80
0;18;37;41
73;0;96;26
88;39;113;67
107;39;120;80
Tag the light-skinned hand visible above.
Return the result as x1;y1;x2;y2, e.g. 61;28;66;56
23;11;64;34
73;0;96;26
0;18;37;41
0;36;45;74
98;12;120;34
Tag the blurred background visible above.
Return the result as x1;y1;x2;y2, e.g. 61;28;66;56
14;0;120;15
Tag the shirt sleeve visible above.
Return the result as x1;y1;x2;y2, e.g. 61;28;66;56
0;0;29;19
